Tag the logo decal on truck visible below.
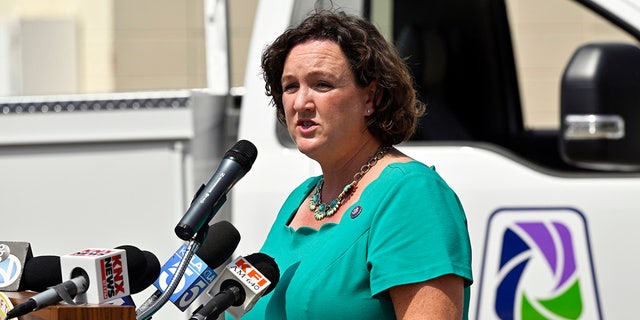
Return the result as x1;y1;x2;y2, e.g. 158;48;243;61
476;208;602;320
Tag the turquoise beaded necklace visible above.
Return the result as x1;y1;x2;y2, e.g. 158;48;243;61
309;146;390;220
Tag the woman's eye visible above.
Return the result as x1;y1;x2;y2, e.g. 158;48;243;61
283;83;299;92
316;82;332;90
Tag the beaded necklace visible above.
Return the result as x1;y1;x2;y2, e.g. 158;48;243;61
309;146;390;220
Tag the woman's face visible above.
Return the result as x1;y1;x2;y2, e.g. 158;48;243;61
281;39;376;162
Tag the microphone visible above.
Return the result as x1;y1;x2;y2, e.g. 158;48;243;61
151;220;241;311
19;255;61;292
6;246;152;318
107;248;161;307
59;248;130;304
189;253;280;320
175;140;257;240
18;246;159;295
128;250;161;295
0;241;33;291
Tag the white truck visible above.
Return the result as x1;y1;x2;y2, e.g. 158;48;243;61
2;0;640;319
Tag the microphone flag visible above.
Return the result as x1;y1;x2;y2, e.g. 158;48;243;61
208;255;272;319
0;241;33;291
60;248;130;304
153;244;218;311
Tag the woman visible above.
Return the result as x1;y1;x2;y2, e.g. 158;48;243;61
242;9;473;319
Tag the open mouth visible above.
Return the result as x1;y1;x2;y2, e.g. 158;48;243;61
298;120;316;129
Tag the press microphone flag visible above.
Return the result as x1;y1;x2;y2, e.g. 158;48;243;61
154;244;217;311
175;140;258;240
190;253;280;320
0;241;33;291
59;248;130;304
153;220;241;311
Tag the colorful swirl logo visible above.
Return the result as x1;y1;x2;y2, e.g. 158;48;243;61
496;221;582;319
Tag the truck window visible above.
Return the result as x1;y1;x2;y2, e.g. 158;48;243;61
380;0;525;146
365;0;639;171
505;0;637;130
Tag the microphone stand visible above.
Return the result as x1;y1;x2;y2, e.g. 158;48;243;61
135;229;207;320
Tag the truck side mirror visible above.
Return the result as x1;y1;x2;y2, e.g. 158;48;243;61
560;42;640;171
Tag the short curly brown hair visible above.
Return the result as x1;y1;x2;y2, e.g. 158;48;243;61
261;9;425;146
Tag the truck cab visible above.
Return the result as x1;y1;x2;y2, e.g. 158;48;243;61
233;0;640;318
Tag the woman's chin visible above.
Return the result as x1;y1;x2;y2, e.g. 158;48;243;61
294;140;321;156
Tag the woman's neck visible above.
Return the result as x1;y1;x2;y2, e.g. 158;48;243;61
318;140;383;199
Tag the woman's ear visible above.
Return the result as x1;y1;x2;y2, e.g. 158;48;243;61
364;80;379;115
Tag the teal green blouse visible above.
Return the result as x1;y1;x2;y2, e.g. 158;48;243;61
240;161;472;319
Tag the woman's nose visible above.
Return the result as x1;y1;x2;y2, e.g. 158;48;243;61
292;87;314;112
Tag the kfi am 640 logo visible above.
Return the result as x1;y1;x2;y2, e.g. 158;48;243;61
476;208;602;320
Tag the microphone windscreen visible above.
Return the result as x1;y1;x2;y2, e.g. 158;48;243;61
19;255;61;292
197;220;241;269
129;250;160;294
224;140;258;172
245;252;280;295
116;245;146;280
22;246;152;295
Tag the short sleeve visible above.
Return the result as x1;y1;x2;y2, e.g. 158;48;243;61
367;163;473;296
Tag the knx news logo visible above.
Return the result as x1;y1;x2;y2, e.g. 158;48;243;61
100;254;126;299
476;208;602;320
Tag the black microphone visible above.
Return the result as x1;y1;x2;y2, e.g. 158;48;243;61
189;253;280;320
7;269;89;319
19;255;61;292
128;250;161;295
18;246;159;295
7;246;157;319
175;140;257;240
